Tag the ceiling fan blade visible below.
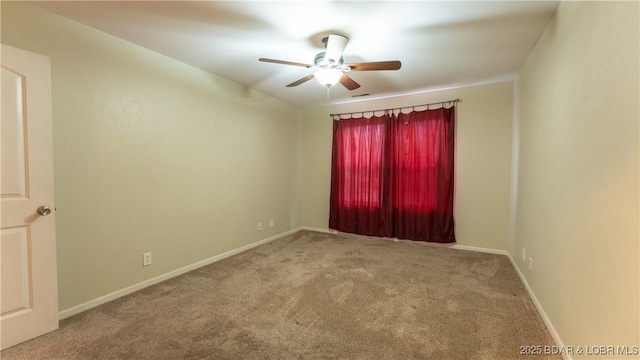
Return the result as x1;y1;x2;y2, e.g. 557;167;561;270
339;74;361;90
259;58;312;68
286;74;315;87
346;61;402;71
324;34;349;63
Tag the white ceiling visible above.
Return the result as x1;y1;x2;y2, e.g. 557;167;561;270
31;1;559;108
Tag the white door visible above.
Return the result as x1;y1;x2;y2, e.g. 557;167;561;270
1;44;58;350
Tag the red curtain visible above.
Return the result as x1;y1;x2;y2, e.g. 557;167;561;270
329;114;389;237
329;106;455;243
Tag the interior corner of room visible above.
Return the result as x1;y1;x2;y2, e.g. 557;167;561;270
1;0;638;358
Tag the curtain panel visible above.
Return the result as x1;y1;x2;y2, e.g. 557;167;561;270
329;106;455;243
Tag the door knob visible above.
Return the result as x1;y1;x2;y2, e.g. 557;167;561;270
37;206;52;216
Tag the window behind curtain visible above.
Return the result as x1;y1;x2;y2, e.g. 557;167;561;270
333;115;386;208
329;107;455;243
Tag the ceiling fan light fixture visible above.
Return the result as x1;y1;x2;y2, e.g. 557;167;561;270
315;68;343;87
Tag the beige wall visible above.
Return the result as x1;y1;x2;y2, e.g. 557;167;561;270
299;81;515;251
1;2;302;311
515;0;639;353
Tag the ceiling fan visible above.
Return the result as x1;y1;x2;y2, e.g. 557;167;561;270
259;34;401;90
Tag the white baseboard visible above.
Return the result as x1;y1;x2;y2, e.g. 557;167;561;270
507;254;570;360
448;244;508;255
58;228;300;320
299;226;508;255
298;226;337;234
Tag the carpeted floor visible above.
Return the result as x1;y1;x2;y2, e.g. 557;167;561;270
2;230;560;359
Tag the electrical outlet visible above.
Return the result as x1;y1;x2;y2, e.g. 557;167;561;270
143;252;152;267
257;222;262;231
528;257;533;271
269;219;274;228
522;248;526;261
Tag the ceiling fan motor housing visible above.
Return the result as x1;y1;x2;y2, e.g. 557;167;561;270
314;52;351;72
315;52;342;66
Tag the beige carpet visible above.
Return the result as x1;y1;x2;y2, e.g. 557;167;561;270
2;230;559;359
